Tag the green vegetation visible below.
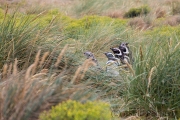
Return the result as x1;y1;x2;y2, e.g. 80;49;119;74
144;25;180;38
0;10;60;68
0;0;180;119
40;100;111;120
64;15;127;39
0;8;4;20
1;52;95;120
123;38;180;117
124;5;150;18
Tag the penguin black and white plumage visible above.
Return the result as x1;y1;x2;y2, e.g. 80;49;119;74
119;42;133;64
84;51;99;66
110;47;124;59
104;52;120;66
104;52;121;74
110;47;130;64
119;42;130;56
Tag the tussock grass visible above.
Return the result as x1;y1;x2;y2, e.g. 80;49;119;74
122;36;180;118
0;50;96;120
1;0;180;119
0;7;64;68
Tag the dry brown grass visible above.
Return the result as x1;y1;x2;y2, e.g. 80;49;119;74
55;45;68;68
13;58;18;75
39;51;50;68
0;48;95;120
31;50;41;75
2;64;8;79
7;63;12;76
147;66;156;91
155;7;167;18
165;0;180;15
164;15;180;26
0;0;72;6
128;17;149;30
0;0;73;14
174;41;180;51
106;10;124;19
124;116;140;120
71;58;96;84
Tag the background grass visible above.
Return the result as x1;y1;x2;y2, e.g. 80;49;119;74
0;0;180;119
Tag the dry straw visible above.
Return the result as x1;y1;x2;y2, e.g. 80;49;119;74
25;64;35;80
71;66;82;84
125;116;140;120
55;44;68;67
80;60;96;80
174;42;180;51
31;72;47;79
32;50;41;75
146;66;156;95
39;51;50;68
13;58;18;76
125;61;135;76
30;10;47;22
168;38;172;48
71;58;96;84
40;69;48;74
147;66;156;89
7;63;12;76
2;63;8;79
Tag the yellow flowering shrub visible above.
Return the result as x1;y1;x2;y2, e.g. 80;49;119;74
144;25;180;38
0;8;7;23
64;15;127;38
0;8;4;20
30;9;73;28
44;9;72;24
153;18;166;27
177;109;180;119
0;8;73;28
39;100;111;120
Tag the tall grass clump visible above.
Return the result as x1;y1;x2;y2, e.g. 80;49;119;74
123;36;180;118
0;49;96;120
0;8;64;68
